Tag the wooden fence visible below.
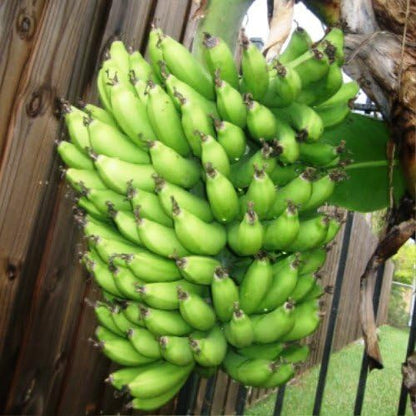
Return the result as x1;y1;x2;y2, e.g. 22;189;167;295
0;1;393;415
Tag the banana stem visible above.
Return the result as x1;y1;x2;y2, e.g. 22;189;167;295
192;0;254;61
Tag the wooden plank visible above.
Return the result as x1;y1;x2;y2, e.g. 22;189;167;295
56;287;117;416
210;371;230;415
0;0;110;410
305;218;346;366
376;260;394;325
224;378;240;416
0;0;48;158
332;214;378;351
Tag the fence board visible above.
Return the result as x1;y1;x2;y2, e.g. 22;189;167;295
0;0;48;159
0;0;110;411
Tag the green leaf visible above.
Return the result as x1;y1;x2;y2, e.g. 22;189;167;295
321;113;406;212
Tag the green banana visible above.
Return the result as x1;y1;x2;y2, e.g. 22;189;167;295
241;34;268;100
176;256;221;285
242;166;276;219
147;27;164;81
57;141;94;170
268;169;314;218
286;214;330;252
154;175;213;222
110;209;142;246
141;305;193;336
228;202;264;256
261;64;302;107
289;272;319;302
148;140;200;189
230;142;277;188
263;201;300;251
94;302;124;336
82;215;129;243
280;299;321;342
269;163;301;187
107;366;143;391
215;77;247;128
129;49;157;83
238;342;284;360
85;113;150;164
108;78;157;147
61;101;91;152
130;73;149;104
138;279;203;310
214;119;246;162
171;197;227;256
239;256;273;314
82;102;117;127
135;207;190;258
125;251;181;283
92;237;142;264
280;344;310;363
65;168;107;193
146;81;190;156
128;184;173;227
127;327;162;359
257;255;299;312
278;26;312;64
108;40;130;72
288;48;330;88
314;82;359;128
174;91;215;157
87;188;131;215
252;302;296;344
112;263;143;301
205;163;239;223
323;215;343;245
83;250;123;297
111;304;138;334
159;335;194;366
127;360;194;399
202;33;239;90
234;357;277;387
298;141;345;167
129;379;187;411
94;154;156;194
97;65;113;112
77;196;108;221
321;27;344;65
211;267;239;322
301;170;345;211
159;34;215;100
222;350;249;380
200;132;230;178
262;363;295;388
298;248;327;275
123;301;146;327
178;287;216;331
164;71;218;117
95;325;156;366
223;305;254;348
275;102;324;142
273;116;300;164
246;96;278;141
189;325;227;367
296;61;343;106
302;279;325;301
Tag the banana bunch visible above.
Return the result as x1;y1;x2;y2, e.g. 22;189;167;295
57;26;355;410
